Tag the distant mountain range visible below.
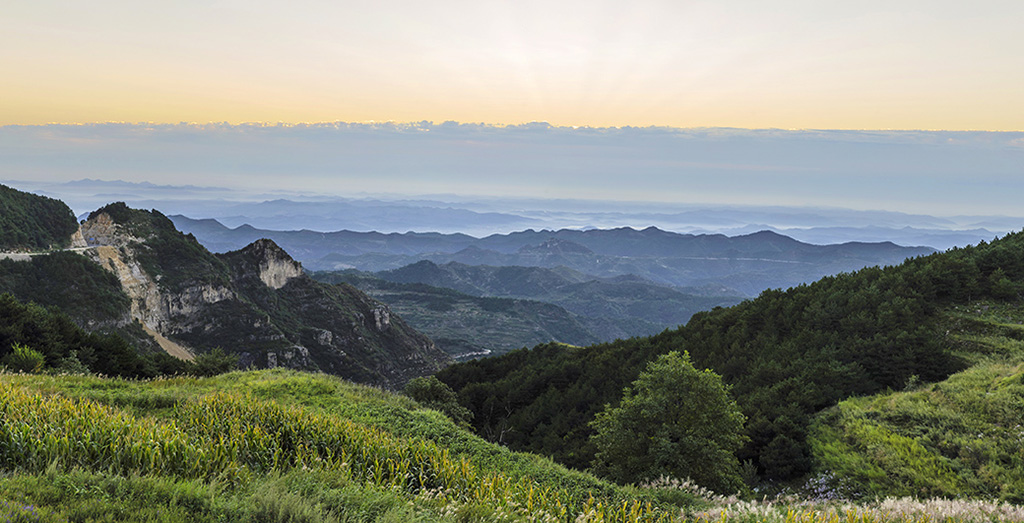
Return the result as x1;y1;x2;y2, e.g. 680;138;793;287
9;178;1015;247
373;261;742;327
171;215;936;296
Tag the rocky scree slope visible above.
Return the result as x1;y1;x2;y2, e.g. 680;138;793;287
80;203;450;387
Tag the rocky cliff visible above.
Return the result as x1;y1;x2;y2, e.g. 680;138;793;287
79;203;451;387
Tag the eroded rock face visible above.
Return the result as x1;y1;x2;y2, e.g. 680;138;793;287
89;244;162;324
373;306;391;331
256;242;302;289
79;209;450;387
81;213;130;247
81;212;233;359
69;226;88;249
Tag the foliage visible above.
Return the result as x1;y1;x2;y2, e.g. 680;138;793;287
0;293;149;378
1;369;1021;522
589;352;746;494
0;251;131;324
0;370;688;522
0;293;240;379
404;376;474;426
0;184;78;252
1;342;45;373
192;347;240;377
440;230;1024;482
809;353;1024;502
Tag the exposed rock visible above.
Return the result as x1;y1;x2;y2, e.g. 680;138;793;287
316;329;334;345
79;207;451;387
248;239;303;289
373;306;391;331
69;226;88;249
81;213;133;247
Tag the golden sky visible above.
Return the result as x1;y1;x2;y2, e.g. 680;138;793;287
2;0;1023;129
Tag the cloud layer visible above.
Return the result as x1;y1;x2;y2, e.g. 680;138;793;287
2;122;1022;216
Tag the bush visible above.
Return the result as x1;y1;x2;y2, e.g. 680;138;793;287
403;376;473;426
1;343;45;373
192;348;239;377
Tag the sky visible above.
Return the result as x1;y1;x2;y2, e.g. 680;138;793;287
2;0;1023;130
2;1;1023;222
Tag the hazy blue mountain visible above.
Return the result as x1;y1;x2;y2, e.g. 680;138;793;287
712;224;997;252
14;178;1017;246
171;215;936;296
375;261;744;327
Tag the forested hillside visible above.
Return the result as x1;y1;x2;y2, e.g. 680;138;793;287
438;231;1024;484
312;270;665;359
0;184;79;251
0;293;205;378
374;260;742;330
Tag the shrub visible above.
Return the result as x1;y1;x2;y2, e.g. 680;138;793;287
1;343;45;373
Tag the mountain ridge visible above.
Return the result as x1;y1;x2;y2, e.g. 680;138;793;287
171;215;935;295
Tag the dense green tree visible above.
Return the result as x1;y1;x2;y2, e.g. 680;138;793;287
190;348;240;377
404;375;473;425
589;351;746;493
0;184;78;251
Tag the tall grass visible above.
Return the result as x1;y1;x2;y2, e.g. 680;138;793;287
0;381;671;522
4;370;1024;522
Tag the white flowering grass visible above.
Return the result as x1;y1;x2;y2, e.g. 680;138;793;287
645;476;1024;523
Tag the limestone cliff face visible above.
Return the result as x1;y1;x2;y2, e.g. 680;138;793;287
69;226;88;249
216;238;451;387
80;205;450;388
247;239;303;289
82;212;235;359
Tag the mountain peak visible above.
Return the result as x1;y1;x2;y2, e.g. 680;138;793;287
235;239;303;289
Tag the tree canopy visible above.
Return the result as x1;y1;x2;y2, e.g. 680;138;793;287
0;184;78;251
589;351;746;493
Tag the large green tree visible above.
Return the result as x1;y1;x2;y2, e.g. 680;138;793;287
589;351;746;493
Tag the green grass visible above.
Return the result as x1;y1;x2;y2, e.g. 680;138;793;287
3;368;1022;521
0;369;689;522
809;303;1024;502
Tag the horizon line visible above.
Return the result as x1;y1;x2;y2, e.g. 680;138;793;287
3;120;1022;134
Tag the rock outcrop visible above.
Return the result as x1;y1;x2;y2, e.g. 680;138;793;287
79;204;450;388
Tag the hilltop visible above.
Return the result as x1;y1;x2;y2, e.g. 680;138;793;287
0;184;79;252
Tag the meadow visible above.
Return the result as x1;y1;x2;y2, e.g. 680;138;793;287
2;369;1022;522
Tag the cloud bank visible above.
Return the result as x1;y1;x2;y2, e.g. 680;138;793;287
2;122;1022;216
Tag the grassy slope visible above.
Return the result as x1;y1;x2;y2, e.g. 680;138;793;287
809;301;1024;502
0;369;696;522
3;370;1023;522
